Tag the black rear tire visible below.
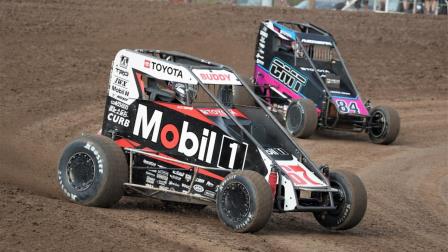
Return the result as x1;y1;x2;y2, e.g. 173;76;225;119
58;135;127;207
368;106;400;145
313;170;367;230
216;170;272;233
286;98;318;138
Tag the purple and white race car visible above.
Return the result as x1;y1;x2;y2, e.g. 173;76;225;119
252;20;400;144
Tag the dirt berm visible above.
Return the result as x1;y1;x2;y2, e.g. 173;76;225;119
0;0;447;251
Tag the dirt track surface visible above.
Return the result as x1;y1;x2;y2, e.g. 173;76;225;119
1;0;447;251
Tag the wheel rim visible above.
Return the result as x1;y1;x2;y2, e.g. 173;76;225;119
330;180;347;216
66;152;96;192
221;182;250;223
316;179;347;219
287;104;303;132
369;110;387;138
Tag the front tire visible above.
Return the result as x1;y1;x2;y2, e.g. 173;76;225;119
57;135;127;207
286;98;318;138
216;170;272;233
368;106;400;145
313;170;367;230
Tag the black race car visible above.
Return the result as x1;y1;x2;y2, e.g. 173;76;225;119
58;49;367;233
253;20;400;144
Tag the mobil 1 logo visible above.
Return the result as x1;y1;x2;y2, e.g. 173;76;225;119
217;135;248;169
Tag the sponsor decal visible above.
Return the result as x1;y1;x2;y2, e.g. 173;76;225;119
185;174;192;182
168;181;180;188
156;171;169;181
197;108;247;119
108;105;129;118
157;179;168;186
181;183;190;190
158;170;169;176
110;93;129;103
110;100;129;110
83;142;103;174
269;58;307;94
107;104;130;127
204;190;216;198
146;170;156;177
330;90;351;96
172;170;185;177
120;55;129;68
337;204;351;225
201;73;229;81
113;77;128;88
115;68;129;77
206;181;214;188
144;59;183;78
170;174;182;181
142;159;157;167
193;184;204;193
301;39;332;46
256;25;268;65
195;178;205;184
132;104;249;169
146;176;155;184
299;67;330;74
192;69;241;85
133;104;217;163
265;148;289;156
111;85;129;97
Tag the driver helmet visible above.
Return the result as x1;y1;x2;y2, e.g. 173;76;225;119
169;82;198;105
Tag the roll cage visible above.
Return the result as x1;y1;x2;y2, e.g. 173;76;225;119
128;49;337;211
271;21;364;99
254;20;366;110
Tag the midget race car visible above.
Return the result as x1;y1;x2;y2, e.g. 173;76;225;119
253;20;400;144
58;49;367;233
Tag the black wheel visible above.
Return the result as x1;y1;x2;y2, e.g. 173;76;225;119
58;135;127;207
162;200;207;210
216;170;272;233
286;98;318;138
368;106;400;145
313;170;367;230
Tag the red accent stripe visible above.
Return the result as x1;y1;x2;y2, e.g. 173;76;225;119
197;169;224;181
115;138;140;148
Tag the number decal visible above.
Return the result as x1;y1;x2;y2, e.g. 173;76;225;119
228;142;239;169
336;100;360;114
349;102;359;114
281;165;322;187
218;136;248;169
337;100;349;113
